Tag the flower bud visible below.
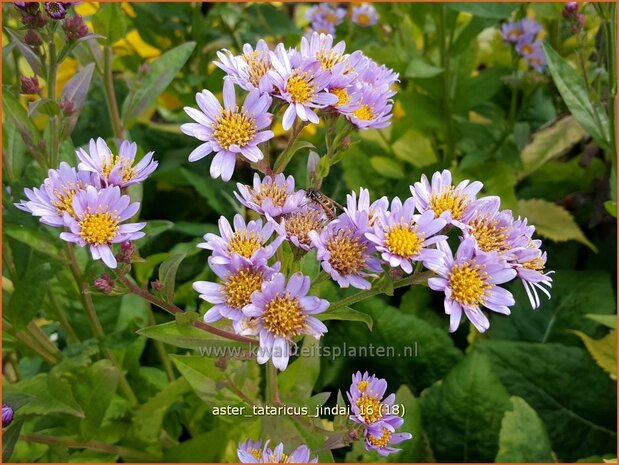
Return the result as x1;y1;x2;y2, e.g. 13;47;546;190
24;29;42;47
215;357;228;370
63;14;89;41
45;2;68;19
22;11;48;28
347;429;359;441
14;2;39;14
94;274;115;294
563;2;579;18
20;75;39;95
2;405;14;428
59;99;76;115
151;279;163;292
116;241;135;264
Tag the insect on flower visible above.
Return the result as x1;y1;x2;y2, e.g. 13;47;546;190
305;188;343;221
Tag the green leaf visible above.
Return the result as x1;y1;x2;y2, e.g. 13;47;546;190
519;116;587;178
3;91;40;148
585;314;617;330
5;28;43;76
2;419;24;462
122;42;196;123
496;397;554;462
476;340;617;461
447;3;518;18
420;351;510;461
488;270;615;344
390;385;434;462
316;306;373;331
517;199;597;251
137;321;246;352
92;4;127;44
7;261;55;329
542;43;610;150
279;337;320;401
405;57;444;78
391;129;437;167
158;253;186;303
4;226;64;261
28;98;60;117
181;167;227;214
571;330;616;380
370;156;404;179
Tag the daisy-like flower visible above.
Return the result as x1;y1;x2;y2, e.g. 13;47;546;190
269;43;338;130
15;162;97;227
411;170;483;228
344;188;389;230
243;272;329;370
300;32;347;73
215;40;273;94
365;416;413;456
426;238;517;333
199;214;284;267
44;2;69;19
193;255;280;327
517;39;546;72
181;79;274;181
366;197;447;273
235;173;306;219
500;19;541;43
351;4;379;27
280;204;328;251
76;138;158;188
59;186;146;269
347;84;394;130
238;440;318;463
309;215;381;289
309;20;336;36
305;3;346;27
512;240;553;309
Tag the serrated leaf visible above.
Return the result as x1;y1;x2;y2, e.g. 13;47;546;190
317;306;373;331
158;253;186;303
542;43;610;150
517;199;597;251
496;397;554;462
122;42;196;123
571;330;616;380
519;116;587;178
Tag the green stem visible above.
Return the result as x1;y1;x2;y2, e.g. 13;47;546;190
225;373;257;407
47;289;80;343
438;4;455;166
329;271;435;311
273;120;307;173
47;35;60;168
65;243;138;405
4;320;60;365
265;361;281;405
26;321;62;359
19;433;157;461
103;46;124;139
114;272;255;344
145;301;176;382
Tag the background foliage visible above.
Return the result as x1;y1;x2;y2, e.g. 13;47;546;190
2;2;617;463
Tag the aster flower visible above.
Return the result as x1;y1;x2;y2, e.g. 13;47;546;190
234;173;306;219
181;79;274;181
309;20;336;36
344;187;389;230
280;204;328;251
411;169;483;228
243;272;329;370
198;214;284;267
305;3;346;27
426;238;517;333
238;440;318;463
215;40;273;93
59;186;146;269
268;43;338;130
193;255;279;327
512;240;553;309
365;416;412;456
300;32;347;73
516;39;546;72
44;2;69;19
355;55;399;96
351;4;379;27
347;84;394;130
15;162;97;227
76;138;158;188
309;214;381;289
366;197;447;273
500;19;541;43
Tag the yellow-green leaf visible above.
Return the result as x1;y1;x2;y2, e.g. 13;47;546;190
517;199;597;252
571;330;616;380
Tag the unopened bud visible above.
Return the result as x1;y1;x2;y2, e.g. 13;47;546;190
2;405;14;428
215;357;228;370
347;429;359;441
563;2;579;18
59;99;75;115
151;279;163;292
94;274;115;294
14;2;39;14
116;241;135;264
22;12;48;28
139;63;150;75
24;29;42;47
20;75;39;95
63;13;89;41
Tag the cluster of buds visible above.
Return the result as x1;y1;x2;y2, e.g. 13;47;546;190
562;2;585;33
20;75;39;95
94;274;115;294
62;12;89;41
14;2;89;40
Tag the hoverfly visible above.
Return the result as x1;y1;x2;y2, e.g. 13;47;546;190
305;188;343;221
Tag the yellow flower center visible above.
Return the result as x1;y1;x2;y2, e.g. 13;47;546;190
355;395;384;424
228;230;262;258
356;13;371;25
223;268;264;310
213;108;256;150
251;181;289;207
244;50;270;88
324;11;338;24
353;104;375;121
51;181;83;217
249;449;263;460
286;72;315;104
262;293;305;338
449;262;491;306
326;229;368;276
428;187;468;220
317;49;344;70
357;380;369;392
367;427;392;448
331;87;350;107
508;29;522;40
102;156;137;184
469;217;509;253
79;211;120;245
521;44;533;55
385;224;424;258
284;209;325;247
523;255;545;271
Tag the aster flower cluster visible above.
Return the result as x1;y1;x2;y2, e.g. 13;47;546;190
237;440;317;463
182;32;398;181
16;138;158;269
501;19;546;72
305;3;379;35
